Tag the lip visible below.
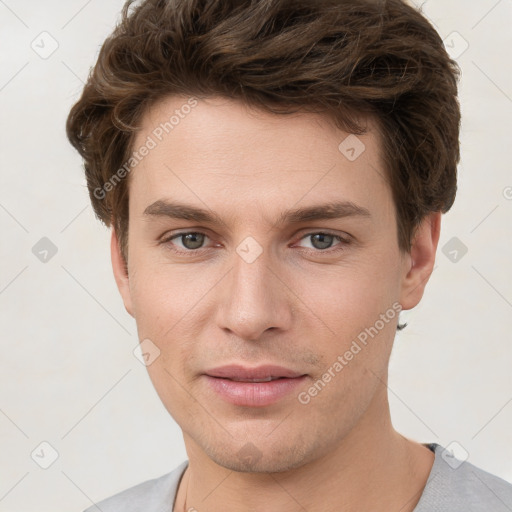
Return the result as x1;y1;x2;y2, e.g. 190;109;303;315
203;365;307;407
204;364;305;380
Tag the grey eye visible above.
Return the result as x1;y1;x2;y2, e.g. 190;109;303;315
308;233;336;250
176;233;206;250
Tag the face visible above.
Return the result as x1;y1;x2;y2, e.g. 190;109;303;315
112;95;439;473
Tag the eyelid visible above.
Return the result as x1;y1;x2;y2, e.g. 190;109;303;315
294;228;350;241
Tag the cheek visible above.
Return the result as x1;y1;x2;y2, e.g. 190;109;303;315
129;259;203;332
128;260;219;377
296;261;400;337
293;266;400;421
129;265;195;414
291;254;402;389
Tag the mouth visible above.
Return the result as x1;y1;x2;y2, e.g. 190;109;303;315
203;365;308;407
204;364;306;381
217;376;283;382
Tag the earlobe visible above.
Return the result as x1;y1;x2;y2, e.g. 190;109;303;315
399;212;441;311
110;229;134;317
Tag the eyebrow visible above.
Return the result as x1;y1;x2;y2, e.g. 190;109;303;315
143;199;371;227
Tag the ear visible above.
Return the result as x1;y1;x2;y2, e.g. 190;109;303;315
110;229;134;317
399;212;441;311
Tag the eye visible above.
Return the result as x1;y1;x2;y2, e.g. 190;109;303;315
160;230;350;256
296;232;349;253
163;232;210;252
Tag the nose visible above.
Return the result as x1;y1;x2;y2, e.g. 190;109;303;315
214;245;294;341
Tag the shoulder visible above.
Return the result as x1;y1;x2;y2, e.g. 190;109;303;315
415;443;512;511
82;460;188;512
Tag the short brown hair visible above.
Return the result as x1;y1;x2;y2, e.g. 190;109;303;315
66;0;460;264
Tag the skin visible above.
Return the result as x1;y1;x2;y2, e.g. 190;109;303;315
111;95;440;512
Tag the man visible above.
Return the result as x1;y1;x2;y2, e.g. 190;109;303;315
66;0;512;510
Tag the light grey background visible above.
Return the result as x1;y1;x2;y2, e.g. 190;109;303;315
0;1;511;511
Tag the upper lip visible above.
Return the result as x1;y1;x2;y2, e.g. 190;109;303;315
204;365;306;380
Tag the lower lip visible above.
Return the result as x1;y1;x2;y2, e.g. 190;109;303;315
204;375;307;407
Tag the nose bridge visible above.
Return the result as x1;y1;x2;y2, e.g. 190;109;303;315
215;239;292;341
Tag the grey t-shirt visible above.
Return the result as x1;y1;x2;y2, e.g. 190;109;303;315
83;443;512;511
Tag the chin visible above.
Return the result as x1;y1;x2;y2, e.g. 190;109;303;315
201;434;317;474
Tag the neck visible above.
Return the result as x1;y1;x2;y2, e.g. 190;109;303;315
173;386;434;512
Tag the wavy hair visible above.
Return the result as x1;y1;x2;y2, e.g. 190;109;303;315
66;0;462;330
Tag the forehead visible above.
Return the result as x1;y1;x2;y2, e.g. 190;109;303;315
128;95;392;225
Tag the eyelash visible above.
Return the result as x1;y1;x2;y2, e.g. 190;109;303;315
160;231;351;256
